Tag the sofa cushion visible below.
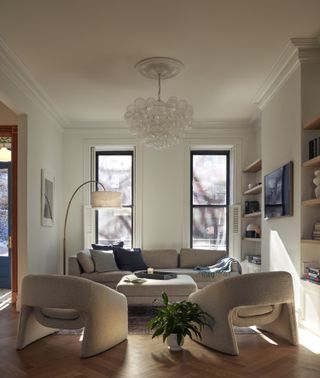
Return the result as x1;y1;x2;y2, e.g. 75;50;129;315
141;249;178;269
113;247;148;271
179;248;227;268
77;250;95;273
90;249;119;272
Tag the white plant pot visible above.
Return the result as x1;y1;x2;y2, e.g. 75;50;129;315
166;334;184;351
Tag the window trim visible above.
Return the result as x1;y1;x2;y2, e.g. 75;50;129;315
95;150;134;247
190;150;230;250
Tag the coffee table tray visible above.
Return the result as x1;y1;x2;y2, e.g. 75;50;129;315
135;271;177;280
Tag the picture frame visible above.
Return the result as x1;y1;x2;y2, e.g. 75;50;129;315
41;169;55;226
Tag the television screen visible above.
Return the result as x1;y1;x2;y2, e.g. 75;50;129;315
264;161;293;219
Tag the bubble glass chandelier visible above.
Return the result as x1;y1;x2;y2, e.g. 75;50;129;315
124;57;193;149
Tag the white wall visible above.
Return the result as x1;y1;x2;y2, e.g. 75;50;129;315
260;67;301;304
0;68;63;302
62;123;256;265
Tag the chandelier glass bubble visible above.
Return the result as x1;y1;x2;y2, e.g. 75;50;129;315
124;57;193;149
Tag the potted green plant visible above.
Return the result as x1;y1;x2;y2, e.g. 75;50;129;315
148;292;213;351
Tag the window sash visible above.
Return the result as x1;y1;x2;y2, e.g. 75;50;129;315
95;151;134;247
190;151;230;249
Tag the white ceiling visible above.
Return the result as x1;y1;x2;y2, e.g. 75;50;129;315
0;0;319;127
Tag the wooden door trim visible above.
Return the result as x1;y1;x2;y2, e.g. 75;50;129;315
0;126;17;303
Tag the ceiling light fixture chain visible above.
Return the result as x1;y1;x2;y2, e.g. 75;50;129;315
124;57;193;149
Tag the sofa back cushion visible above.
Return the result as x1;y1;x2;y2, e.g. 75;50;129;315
179;248;227;268
141;249;178;269
77;250;95;273
90;249;119;272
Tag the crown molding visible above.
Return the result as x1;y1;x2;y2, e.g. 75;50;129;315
0;37;67;128
253;37;320;110
64;119;254;135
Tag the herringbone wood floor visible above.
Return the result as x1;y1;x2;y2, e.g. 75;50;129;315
1;305;319;378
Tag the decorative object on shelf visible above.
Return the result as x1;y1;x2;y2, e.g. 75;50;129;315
245;200;260;214
148;292;212;351
245;223;261;238
63;180;122;275
313;170;320;199
311;221;320;240
124;57;193;149
41;169;55;227
0;137;11;162
246;255;261;265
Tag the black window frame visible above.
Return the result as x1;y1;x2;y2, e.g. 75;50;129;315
95;150;134;247
190;150;230;250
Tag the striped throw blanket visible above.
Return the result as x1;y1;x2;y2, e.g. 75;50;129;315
194;257;242;277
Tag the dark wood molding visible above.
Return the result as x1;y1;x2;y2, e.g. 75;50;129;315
0;125;18;303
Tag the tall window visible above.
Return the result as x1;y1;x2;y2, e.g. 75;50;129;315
191;151;229;250
96;151;133;248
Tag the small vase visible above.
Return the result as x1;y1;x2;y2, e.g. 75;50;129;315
166;334;184;351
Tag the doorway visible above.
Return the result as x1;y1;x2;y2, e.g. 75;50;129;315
0;161;12;288
0;127;17;303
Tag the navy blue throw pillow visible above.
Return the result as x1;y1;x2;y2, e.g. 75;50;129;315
113;247;147;271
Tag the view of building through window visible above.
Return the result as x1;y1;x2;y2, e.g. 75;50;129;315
96;151;133;248
191;151;229;250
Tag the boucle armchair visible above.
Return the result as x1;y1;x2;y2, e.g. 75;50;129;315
188;271;298;355
16;274;128;358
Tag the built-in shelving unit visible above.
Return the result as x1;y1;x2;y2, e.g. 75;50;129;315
300;115;320;334
241;158;262;273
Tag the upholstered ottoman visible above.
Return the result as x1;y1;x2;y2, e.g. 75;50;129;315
116;274;198;305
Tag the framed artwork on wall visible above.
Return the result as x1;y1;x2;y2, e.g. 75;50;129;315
41;169;55;226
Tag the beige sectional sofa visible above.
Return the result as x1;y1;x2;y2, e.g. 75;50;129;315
69;248;240;290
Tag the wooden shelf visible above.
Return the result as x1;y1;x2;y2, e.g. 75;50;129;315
301;198;320;206
243;159;262;173
242;237;261;242
243;184;262;195
301;278;320;288
303;155;320;167
301;239;320;244
244;211;262;218
304;116;320;130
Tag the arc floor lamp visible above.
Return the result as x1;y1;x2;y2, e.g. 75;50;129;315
63;180;122;275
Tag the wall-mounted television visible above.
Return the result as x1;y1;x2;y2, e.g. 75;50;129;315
264;161;293;219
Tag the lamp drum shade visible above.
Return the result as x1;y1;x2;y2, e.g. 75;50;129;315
0;147;11;162
91;191;122;208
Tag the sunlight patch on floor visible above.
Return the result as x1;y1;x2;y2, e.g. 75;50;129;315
298;327;320;354
250;326;278;345
0;289;11;311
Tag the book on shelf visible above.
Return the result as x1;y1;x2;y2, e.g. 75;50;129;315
306;274;320;282
307;272;320;279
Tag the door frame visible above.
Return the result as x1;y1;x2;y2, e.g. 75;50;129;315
0;126;17;303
